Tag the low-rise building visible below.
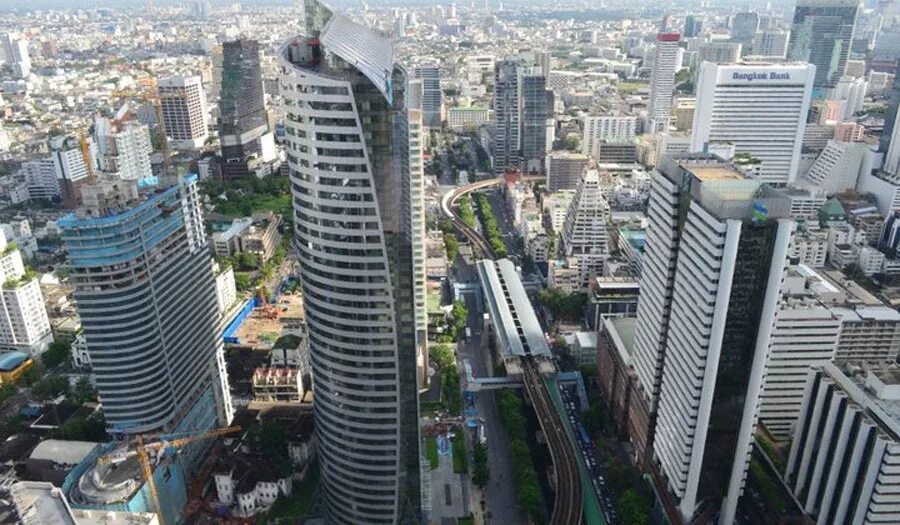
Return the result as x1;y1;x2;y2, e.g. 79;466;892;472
572;331;598;367
251;367;304;403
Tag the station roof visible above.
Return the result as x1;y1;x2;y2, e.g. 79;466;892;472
477;259;550;359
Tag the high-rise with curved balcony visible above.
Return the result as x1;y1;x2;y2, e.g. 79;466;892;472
278;1;421;523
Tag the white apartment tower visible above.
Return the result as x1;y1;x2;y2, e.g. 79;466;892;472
0;33;31;78
561;169;610;286
752;29;790;59
94;107;154;182
409;108;428;388
278;0;422;521
0;230;52;356
691;62;815;185
648;32;682;134
787;362;900;524
632;154;794;524
581;115;637;157
157;75;209;149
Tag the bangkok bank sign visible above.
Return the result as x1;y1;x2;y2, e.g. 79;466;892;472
731;71;792;81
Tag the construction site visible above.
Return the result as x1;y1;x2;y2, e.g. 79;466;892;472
227;291;304;349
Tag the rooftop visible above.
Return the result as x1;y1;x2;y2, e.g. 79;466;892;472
29;440;99;465
687;165;745;181
0;351;29;372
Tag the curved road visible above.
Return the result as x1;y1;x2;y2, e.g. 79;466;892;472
441;177;584;525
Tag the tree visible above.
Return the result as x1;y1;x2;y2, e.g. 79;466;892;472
31;374;70;400
234;272;252;292
250;421;293;476
42;339;71;369
443;234;459;261
618;489;649;525
52;412;108;441
450;300;468;341
472;442;489;488
71;376;98;404
430;343;455;371
19;365;41;386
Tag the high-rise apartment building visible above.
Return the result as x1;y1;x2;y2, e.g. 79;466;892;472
684;14;704;38
691;62;815;185
59;175;232;437
278;0;421;521
493;59;521;173
788;0;861;90
787;362;900;524
94;108;153;182
158;75;209;150
21;136;94;208
545;151;589;191
409;108;428;388
413;65;442;127
218;39;269;179
632;154;793;524
0;33;31;78
880;58;900;155
581;115;637;158
0;230;52;356
648;32;682;134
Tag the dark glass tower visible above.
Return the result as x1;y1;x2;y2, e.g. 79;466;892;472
218;39;268;179
787;0;860;89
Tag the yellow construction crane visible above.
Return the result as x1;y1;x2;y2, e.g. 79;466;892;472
96;426;241;525
111;77;175;175
77;128;95;184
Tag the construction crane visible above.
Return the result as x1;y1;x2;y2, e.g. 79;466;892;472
111;77;174;175
77;128;96;184
97;426;241;525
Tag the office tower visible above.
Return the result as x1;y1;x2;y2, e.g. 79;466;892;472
94;107;153;182
561;170;610;285
731;12;760;54
493;60;521;173
545;151;589;191
60;175;232;437
752;28;790;58
279;0;421;521
581;115;637;157
691;62;815;185
413;65;442;127
697;41;743;65
880;58;900;154
787;362;900;523
634;154;793;524
520;66;548;173
684;14;703;38
0;33;31;78
218;40;268;179
757;266;841;440
788;0;861;90
0;230;51;356
648;33;681;134
407;78;423;111
157;75;209;150
409;109;428;388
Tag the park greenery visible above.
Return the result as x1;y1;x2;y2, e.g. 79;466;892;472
538;288;587;323
41;339;71;369
444;233;459;261
474;193;507;258
200;173;293;224
498;390;545;524
451;431;467;473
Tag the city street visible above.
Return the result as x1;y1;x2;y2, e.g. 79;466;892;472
456;254;527;525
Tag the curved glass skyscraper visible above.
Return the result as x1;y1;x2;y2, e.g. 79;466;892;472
278;1;421;523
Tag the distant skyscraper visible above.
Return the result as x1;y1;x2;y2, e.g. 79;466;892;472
520;66;549;173
752;28;791;58
493;59;521;172
279;0;421;521
691;62;815;185
414;65;443;127
731;11;760;54
157;75;209;150
94;108;153;182
880;58;900;155
788;0;861;89
0;33;31;78
60;175;233;437
697;41;743;65
648;32;682;134
218;39;268;179
634;154;793;525
684;14;703;38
